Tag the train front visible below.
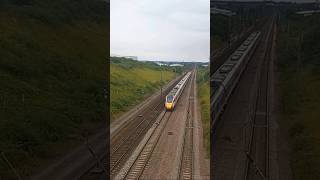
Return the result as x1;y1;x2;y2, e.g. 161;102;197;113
165;95;174;111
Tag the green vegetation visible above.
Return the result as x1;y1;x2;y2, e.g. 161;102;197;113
110;57;176;120
277;12;320;180
196;66;210;157
0;0;108;179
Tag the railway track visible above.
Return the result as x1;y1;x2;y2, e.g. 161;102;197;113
109;77;183;179
244;15;275;180
178;71;196;180
116;111;173;179
211;10;276;179
110;102;164;176
114;71;196;180
78;76;183;180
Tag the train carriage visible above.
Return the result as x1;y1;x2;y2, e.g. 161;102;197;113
211;31;261;129
165;72;191;111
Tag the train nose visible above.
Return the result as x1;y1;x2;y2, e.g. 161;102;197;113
165;103;173;110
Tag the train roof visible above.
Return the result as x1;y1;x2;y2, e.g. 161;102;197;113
212;31;261;84
166;72;191;98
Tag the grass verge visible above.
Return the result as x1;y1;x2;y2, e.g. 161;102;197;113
196;66;210;158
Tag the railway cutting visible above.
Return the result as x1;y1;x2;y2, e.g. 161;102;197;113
103;70;208;180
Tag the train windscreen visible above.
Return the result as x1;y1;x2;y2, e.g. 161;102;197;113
166;95;174;103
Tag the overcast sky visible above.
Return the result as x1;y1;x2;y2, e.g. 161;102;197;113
111;0;209;62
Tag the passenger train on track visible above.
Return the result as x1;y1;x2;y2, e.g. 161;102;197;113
211;31;261;129
165;72;192;111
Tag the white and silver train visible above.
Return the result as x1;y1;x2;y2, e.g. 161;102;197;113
165;72;192;111
211;31;261;129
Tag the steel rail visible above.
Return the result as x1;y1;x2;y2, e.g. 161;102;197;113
244;15;275;180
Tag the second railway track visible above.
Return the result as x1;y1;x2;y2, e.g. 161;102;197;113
110;102;164;176
116;111;173;179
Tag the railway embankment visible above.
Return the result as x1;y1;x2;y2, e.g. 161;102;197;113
196;66;210;157
110;57;178;121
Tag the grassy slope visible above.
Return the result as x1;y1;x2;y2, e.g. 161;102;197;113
197;67;210;157
277;12;320;179
110;57;176;120
0;1;108;178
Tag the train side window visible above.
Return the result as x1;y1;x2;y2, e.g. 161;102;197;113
219;64;234;73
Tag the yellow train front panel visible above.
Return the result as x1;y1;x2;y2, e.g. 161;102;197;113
165;102;174;111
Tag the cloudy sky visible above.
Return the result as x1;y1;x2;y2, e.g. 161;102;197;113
111;0;209;62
